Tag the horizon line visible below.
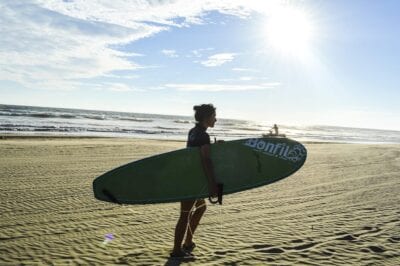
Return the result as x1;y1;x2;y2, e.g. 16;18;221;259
1;102;399;133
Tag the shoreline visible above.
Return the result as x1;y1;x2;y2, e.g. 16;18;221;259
2;104;400;145
0;133;185;143
1;133;399;145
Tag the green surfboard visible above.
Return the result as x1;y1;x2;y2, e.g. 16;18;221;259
93;137;307;204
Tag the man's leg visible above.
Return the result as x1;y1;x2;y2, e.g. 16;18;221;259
184;199;207;246
172;200;196;253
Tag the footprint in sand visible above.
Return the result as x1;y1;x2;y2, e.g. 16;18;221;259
291;239;304;243
361;246;386;254
388;236;400;243
261;247;285;254
321;251;333;257
293;242;316;251
252;244;285;254
354;226;381;238
214;250;236;256
252;244;273;249
362;226;373;231
336;234;357;241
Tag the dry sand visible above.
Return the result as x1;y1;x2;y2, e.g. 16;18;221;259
0;136;399;265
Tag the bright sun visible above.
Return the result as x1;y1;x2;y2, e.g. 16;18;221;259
265;6;315;57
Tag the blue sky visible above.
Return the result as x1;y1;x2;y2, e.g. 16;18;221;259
0;0;399;130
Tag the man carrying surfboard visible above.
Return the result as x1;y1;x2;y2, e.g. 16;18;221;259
171;104;219;258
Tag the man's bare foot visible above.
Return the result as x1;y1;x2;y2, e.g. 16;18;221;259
170;249;193;259
182;242;196;253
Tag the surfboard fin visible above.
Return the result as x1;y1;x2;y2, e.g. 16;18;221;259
102;189;121;205
209;183;224;205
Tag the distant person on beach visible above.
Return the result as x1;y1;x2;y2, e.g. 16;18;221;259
264;124;285;137
171;104;219;258
269;124;279;135
273;124;279;135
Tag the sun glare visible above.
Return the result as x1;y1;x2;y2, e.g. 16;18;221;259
264;6;315;57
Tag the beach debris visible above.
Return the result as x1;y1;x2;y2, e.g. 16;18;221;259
102;233;115;245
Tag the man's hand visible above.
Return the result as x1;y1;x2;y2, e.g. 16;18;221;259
214;137;225;144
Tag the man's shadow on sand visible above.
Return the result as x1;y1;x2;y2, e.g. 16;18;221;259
117;253;195;266
164;256;196;266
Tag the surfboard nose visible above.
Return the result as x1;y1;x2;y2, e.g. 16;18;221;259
92;176;106;202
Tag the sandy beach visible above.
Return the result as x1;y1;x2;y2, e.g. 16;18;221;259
0;136;399;265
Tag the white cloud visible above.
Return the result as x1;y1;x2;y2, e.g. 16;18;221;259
200;53;236;67
161;49;178;58
217;76;269;82
0;1;159;90
239;76;255;81
87;82;143;92
188;47;215;58
100;73;140;80
105;83;142;92
0;0;280;91
232;67;260;72
34;0;258;28
165;82;280;91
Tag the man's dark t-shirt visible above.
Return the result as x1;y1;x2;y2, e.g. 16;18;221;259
187;124;210;148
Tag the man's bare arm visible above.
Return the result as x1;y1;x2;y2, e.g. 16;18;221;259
200;144;218;197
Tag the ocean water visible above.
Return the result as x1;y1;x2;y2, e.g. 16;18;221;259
1;104;399;144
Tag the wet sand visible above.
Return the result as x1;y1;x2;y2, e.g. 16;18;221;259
0;136;399;265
